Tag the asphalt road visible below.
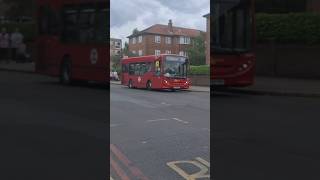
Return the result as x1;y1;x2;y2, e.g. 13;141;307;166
0;71;108;179
213;91;320;180
110;84;210;179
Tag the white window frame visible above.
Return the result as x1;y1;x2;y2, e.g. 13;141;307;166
138;36;142;43
155;50;161;55
132;37;136;44
165;50;171;54
155;35;161;43
132;50;136;54
138;50;143;56
165;37;171;44
179;36;191;44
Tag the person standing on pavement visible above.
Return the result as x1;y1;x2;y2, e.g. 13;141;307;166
0;27;10;63
10;28;24;62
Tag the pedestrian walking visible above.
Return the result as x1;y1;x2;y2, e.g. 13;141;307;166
0;27;10;63
10;28;24;62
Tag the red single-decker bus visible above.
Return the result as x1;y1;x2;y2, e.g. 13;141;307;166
36;0;109;84
211;0;256;87
121;54;191;90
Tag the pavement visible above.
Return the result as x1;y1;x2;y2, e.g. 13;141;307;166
0;71;108;179
214;76;320;97
110;80;210;92
1;61;319;97
0;60;35;73
213;91;320;179
110;84;210;179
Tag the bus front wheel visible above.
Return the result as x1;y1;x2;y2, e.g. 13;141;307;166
146;81;152;90
60;60;72;85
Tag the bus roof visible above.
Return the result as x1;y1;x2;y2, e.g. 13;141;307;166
121;54;187;64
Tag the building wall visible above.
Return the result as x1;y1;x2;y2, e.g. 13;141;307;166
110;39;122;56
129;34;193;56
307;0;320;12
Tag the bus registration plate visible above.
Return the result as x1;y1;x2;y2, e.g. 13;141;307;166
174;87;180;89
211;79;225;85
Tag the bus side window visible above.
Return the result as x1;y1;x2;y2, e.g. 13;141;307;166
134;63;140;76
146;62;152;72
129;64;135;75
122;64;128;73
140;63;147;75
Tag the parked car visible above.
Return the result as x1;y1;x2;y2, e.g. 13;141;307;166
110;71;120;81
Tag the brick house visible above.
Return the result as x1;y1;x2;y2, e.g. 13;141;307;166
127;20;205;59
110;38;122;56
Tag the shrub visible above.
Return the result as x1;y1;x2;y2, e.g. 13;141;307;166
189;65;209;75
256;13;320;44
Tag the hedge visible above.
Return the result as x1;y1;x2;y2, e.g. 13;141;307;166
189;65;209;75
0;22;36;42
256;13;320;44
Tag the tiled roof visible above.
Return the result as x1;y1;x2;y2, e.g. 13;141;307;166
127;24;203;38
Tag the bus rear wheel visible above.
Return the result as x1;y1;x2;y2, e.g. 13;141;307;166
128;80;133;88
146;81;152;90
60;60;72;85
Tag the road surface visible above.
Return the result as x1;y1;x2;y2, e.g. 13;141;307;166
213;91;320;180
0;71;108;179
110;84;210;180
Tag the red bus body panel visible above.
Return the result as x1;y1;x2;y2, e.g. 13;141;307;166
35;0;109;83
211;0;256;87
212;53;256;87
121;55;191;90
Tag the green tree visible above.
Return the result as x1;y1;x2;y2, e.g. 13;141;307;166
111;55;121;72
132;28;139;35
186;36;206;66
122;42;138;57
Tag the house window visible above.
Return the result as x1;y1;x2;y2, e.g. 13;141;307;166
138;36;142;43
132;37;136;44
138;50;143;56
155;35;161;43
132;50;136;54
179;36;190;44
179;51;188;57
155;50;161;55
165;37;171;44
165;50;171;54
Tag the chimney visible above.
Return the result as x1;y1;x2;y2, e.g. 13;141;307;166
168;19;173;33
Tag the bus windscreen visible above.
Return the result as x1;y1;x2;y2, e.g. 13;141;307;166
164;56;188;78
212;0;253;54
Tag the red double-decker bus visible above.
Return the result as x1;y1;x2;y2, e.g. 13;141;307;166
121;54;191;90
35;0;108;84
211;0;256;87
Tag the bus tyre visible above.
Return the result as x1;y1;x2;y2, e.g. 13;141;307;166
60;60;72;85
146;81;152;90
128;80;133;88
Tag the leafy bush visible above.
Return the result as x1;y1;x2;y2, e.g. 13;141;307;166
0;22;36;42
189;65;209;75
256;13;320;44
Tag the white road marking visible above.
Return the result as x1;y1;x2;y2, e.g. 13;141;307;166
146;118;171;122
146;118;189;124
172;118;189;124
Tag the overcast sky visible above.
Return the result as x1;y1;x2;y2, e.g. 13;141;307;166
110;0;210;45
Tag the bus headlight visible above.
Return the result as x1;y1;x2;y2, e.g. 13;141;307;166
164;80;169;84
242;64;248;69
